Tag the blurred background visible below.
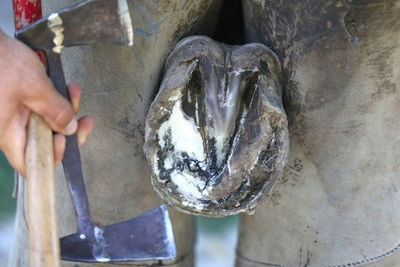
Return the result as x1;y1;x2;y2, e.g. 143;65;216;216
0;151;15;266
0;1;238;266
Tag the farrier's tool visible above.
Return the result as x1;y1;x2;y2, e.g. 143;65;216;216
15;0;176;263
13;0;60;266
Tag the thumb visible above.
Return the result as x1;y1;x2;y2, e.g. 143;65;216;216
22;72;77;135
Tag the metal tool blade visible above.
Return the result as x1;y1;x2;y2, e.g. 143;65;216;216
15;0;133;53
60;205;176;262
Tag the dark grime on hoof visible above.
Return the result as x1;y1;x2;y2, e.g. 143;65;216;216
144;36;289;217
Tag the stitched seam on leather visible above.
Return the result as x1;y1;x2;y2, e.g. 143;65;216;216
324;242;400;267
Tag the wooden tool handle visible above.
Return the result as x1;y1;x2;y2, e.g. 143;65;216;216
25;113;61;267
13;1;61;266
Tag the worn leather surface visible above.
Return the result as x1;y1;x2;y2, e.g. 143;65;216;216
237;0;400;266
9;1;400;266
8;1;220;266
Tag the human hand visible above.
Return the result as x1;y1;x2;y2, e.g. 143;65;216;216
0;29;94;177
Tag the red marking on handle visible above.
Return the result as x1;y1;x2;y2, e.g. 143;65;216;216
12;0;42;30
13;0;45;62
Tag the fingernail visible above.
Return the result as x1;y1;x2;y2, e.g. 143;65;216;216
64;118;78;135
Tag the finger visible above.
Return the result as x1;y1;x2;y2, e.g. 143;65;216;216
77;116;95;146
2;148;25;177
1;138;25;177
68;82;81;114
22;71;77;135
1;113;28;177
53;133;66;167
